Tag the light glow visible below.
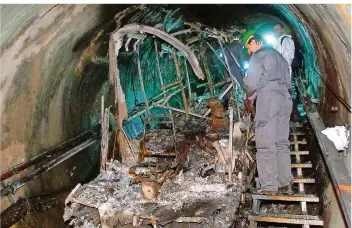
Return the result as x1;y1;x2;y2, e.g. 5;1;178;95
244;62;249;69
264;34;276;45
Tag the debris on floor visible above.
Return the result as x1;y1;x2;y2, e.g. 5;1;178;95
64;105;251;227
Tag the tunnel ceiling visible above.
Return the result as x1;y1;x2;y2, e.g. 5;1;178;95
0;4;350;210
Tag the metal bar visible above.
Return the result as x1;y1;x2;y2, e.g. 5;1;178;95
161;80;181;90
293;178;316;183
186;36;199;45
301;201;308;214
196;78;231;88
127;86;187;121
111;24;205;80
0;129;96;181
184;59;192;99
172;51;189;120
136;46;151;117
171;29;192;37
100;106;110;172
1;138;97;199
290;140;307;145
200;44;214;97
291;132;306;136
251;194;319;202
153;103;206;119
154;39;176;150
228;107;233;181
290;151;310;155
248;214;323;226
291;164;313;168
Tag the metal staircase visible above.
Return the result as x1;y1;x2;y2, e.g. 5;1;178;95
248;122;324;228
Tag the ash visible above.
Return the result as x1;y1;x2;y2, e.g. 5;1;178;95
64;114;246;227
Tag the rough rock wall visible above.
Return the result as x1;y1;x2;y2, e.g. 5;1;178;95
0;4;120;212
294;4;351;126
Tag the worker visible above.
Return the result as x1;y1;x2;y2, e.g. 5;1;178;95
273;22;295;76
241;30;293;195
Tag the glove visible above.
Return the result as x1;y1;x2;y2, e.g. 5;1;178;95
248;91;258;101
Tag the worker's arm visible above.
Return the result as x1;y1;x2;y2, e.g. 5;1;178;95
243;53;264;94
282;38;295;65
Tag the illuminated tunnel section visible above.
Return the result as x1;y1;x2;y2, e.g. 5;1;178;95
110;4;323;140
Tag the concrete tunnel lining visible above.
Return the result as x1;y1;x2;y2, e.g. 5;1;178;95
0;3;350;225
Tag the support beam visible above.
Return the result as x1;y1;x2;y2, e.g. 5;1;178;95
136;45;151;117
153;103;206;119
184;59;192;100
200;43;215;97
172;51;189;120
1;138;97;199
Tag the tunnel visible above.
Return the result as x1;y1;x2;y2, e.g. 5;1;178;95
0;4;351;228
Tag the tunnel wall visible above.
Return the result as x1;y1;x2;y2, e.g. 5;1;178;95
0;4;350;213
291;4;351;126
0;4;121;212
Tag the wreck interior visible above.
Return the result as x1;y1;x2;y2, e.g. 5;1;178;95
0;4;351;228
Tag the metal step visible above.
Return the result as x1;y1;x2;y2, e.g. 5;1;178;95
290;151;310;155
290;132;306;136
249;213;323;226
251;193;319;202
290;123;304;128
292;163;313;168
290;140;307;145
293;178;315;184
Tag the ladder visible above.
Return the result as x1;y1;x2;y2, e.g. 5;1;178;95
248;122;324;228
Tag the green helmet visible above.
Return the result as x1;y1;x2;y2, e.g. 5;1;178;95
241;29;258;47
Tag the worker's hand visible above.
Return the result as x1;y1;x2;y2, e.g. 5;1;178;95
248;91;258;101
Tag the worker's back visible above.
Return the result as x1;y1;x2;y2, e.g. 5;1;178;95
245;46;291;93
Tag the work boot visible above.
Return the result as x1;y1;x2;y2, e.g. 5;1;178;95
252;188;278;196
279;182;294;195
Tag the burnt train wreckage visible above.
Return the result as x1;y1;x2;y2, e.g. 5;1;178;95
0;7;350;228
61;23;252;227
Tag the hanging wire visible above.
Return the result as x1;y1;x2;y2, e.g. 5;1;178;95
300;50;351;113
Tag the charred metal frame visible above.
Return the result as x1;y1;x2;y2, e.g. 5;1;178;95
108;24;205;161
